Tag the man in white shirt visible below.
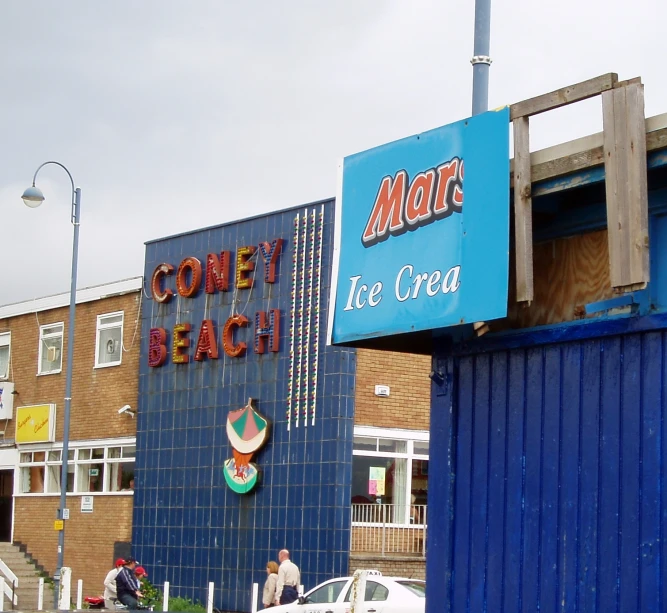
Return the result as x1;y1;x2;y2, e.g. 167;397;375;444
103;558;125;609
274;549;300;605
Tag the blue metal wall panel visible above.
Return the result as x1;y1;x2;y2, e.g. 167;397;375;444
428;331;666;613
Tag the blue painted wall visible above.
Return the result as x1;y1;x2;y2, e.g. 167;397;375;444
428;330;666;613
132;200;356;612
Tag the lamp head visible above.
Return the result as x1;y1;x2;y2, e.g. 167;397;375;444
22;185;45;208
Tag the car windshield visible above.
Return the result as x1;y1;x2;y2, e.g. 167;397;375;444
395;581;426;598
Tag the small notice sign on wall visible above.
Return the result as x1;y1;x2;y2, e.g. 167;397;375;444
81;496;94;513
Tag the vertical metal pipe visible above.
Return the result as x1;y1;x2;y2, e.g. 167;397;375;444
55;187;81;608
471;0;492;115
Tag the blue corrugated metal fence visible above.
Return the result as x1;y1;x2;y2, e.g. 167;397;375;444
428;331;665;612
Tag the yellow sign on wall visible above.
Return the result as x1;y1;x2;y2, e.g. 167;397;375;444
16;404;56;444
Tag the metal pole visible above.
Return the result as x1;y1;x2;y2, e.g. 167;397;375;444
55;186;81;609
471;0;492;115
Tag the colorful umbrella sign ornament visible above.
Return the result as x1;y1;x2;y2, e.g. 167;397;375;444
224;398;270;494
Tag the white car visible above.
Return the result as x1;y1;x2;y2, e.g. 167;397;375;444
271;573;425;613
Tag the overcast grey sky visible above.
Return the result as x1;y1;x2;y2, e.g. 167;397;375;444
1;0;664;304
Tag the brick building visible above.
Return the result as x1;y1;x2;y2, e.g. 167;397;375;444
0;277;142;601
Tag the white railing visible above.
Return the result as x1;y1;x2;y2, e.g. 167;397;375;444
351;504;427;556
0;559;18;606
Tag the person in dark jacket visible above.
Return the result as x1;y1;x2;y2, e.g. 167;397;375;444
115;558;143;609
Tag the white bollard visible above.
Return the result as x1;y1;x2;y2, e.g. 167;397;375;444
38;577;44;611
163;581;170;612
0;576;5;612
77;579;83;609
250;582;258;613
350;570;368;613
59;567;72;610
207;582;214;613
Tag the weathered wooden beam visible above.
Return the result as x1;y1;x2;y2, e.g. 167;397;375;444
508;123;667;186
513;116;534;303
510;73;618;120
602;83;650;290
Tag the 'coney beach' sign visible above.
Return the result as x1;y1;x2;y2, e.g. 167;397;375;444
328;108;510;344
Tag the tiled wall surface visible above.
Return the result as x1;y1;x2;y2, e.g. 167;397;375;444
133;201;356;611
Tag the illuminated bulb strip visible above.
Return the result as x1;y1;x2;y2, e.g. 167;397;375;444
302;208;316;426
311;206;324;426
294;211;308;427
286;214;300;431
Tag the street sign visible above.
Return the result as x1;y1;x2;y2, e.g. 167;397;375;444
81;496;94;513
54;520;64;531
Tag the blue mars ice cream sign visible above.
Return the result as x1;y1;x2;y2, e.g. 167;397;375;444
328;107;510;344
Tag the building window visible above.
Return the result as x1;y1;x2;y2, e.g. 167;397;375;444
38;323;64;375
351;427;429;525
0;332;9;380
17;440;135;495
95;312;123;368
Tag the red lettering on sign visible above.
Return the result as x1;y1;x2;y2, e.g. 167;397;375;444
433;158;463;215
223;315;248;358
362;158;464;246
205;252;231;293
194;320;219;361
151;264;174;303
148;328;167;367
258;239;284;283
361;171;407;247
405;170;436;225
176;257;202;298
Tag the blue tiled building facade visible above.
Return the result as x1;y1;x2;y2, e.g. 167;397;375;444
132;200;356;612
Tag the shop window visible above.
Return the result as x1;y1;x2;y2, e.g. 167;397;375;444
95;312;124;368
351;428;429;525
16;440;135;495
38;323;64;375
0;332;10;380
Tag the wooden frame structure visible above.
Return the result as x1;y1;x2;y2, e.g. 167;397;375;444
509;73;650;303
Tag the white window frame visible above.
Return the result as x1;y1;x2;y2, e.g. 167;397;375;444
0;332;10;380
352;426;429;526
16;437;136;496
38;322;64;375
94;311;124;368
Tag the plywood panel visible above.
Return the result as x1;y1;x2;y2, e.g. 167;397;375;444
503;230;614;329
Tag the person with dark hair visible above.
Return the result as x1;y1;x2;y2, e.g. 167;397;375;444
115;557;143;609
274;550;300;605
262;561;279;608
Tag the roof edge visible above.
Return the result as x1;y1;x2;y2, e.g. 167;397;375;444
0;276;143;320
